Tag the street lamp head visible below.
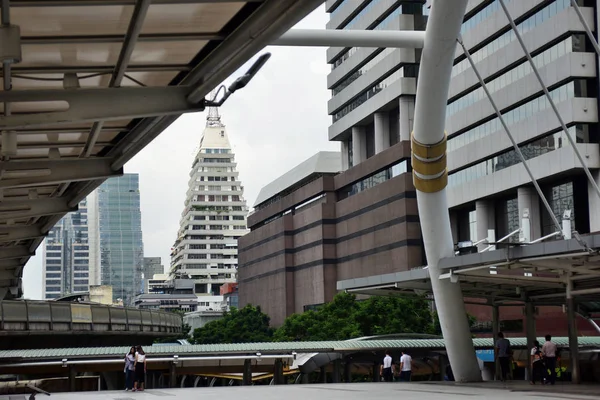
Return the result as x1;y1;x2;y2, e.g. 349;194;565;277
228;52;272;94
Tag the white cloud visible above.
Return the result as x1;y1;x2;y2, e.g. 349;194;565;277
22;6;336;300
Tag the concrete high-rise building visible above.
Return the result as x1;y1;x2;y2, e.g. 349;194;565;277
143;257;164;292
239;0;600;336
170;109;249;301
42;199;94;299
93;174;145;305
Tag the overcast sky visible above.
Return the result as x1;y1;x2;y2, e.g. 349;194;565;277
22;6;336;300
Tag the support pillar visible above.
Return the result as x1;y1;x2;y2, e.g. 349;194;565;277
318;366;326;383
68;367;76;392
332;359;341;383
243;359;252;386
439;354;447;381
411;0;480;382
372;362;379;382
169;363;177;388
344;358;352;382
351;126;367;165
567;279;581;384
518;187;542;241
374;112;390;154
476;200;495;250
492;304;500;381
525;301;536;381
341;140;350;171
273;359;284;385
398;96;414;142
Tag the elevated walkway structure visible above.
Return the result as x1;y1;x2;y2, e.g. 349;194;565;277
0;0;324;300
339;232;600;315
0;300;182;349
0;336;598;389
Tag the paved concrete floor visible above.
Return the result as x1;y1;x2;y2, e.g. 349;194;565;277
46;382;600;400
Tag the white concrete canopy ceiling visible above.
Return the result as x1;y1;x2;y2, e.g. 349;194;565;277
0;0;325;299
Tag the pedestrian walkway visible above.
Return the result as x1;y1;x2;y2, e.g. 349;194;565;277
42;382;600;400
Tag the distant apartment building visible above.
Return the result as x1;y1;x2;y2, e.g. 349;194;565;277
42;199;94;299
143;257;164;292
134;276;198;312
170;109;249;302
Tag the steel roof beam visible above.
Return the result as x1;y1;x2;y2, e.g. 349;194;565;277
0;158;121;188
0;267;20;279
0;197;77;220
0;245;32;260
21;32;225;45
0;225;43;242
11;0;264;5
81;0;151;158
9;64;190;74
0;86;204;129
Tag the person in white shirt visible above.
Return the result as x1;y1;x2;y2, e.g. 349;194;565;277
541;334;558;385
399;351;412;382
530;340;544;385
380;351;393;382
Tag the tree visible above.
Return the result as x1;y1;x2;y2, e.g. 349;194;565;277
274;292;434;341
192;305;274;344
354;295;435;337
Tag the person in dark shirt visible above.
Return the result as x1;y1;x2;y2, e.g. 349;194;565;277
495;332;512;382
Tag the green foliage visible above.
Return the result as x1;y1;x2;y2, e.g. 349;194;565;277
188;293;479;345
274;292;435;342
192;305;274;344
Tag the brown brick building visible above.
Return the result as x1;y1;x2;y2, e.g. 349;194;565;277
238;145;419;326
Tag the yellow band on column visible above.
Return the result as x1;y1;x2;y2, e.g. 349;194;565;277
411;132;447;160
411;154;447;176
413;170;448;193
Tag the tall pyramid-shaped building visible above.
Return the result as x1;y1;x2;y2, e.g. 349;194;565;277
170;108;249;298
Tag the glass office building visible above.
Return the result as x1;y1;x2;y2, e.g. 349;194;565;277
96;174;144;305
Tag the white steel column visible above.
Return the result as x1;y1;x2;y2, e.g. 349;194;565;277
412;0;481;382
475;200;495;251
351;126;367;165
518;187;542;241
374;112;390;154
399;97;414;142
341;140;350;171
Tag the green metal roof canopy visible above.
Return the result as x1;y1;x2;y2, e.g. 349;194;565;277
1;337;599;361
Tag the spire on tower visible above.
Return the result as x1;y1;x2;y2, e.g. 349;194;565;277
206;89;224;128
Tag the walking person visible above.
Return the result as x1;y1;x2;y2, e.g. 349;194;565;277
380;350;393;382
530;340;545;385
495;332;512;382
399;351;412;382
133;345;147;392
542;334;558;385
124;346;136;391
